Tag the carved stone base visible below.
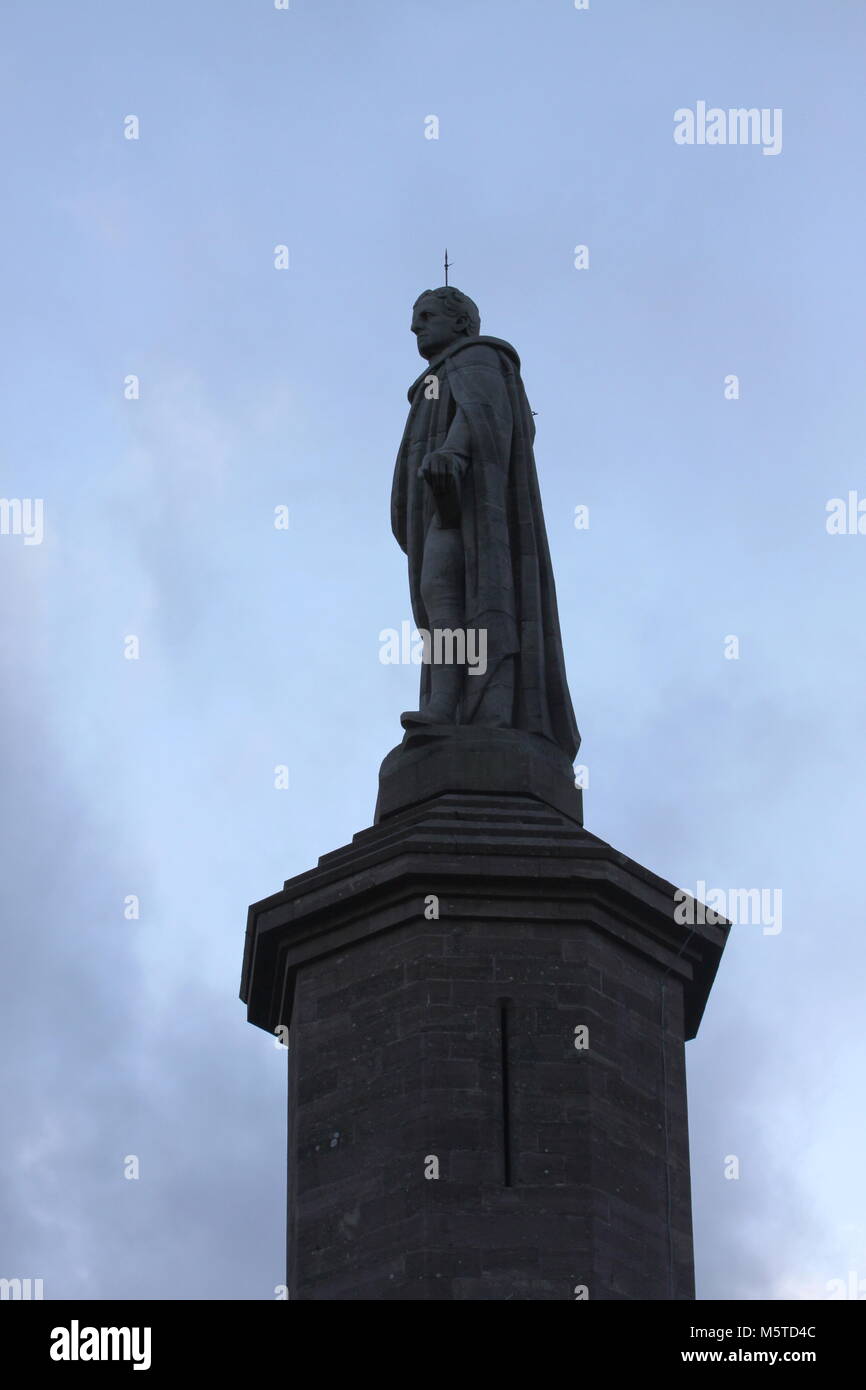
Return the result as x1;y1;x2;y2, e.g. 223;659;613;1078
375;725;583;827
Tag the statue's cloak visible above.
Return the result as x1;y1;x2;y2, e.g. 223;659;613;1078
390;335;580;761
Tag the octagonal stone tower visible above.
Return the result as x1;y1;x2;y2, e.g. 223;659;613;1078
241;731;727;1300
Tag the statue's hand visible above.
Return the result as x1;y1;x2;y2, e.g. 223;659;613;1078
418;450;461;498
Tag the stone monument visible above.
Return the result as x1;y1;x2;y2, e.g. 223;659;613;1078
241;285;728;1300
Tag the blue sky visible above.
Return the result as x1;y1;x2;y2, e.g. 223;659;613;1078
2;0;865;1299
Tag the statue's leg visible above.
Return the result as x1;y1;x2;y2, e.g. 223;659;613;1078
471;655;515;728
417;520;465;723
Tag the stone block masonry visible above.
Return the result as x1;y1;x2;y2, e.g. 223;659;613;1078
241;793;727;1301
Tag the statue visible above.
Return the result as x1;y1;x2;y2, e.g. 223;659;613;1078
390;284;580;764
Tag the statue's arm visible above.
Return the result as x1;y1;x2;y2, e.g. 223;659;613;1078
419;347;513;510
437;406;473;476
418;383;472;479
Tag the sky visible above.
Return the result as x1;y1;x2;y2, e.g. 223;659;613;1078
2;0;865;1301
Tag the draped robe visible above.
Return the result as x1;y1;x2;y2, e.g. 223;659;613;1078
390;335;580;762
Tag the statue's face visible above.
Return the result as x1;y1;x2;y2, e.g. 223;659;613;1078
411;298;466;360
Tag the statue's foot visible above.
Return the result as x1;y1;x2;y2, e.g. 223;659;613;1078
400;707;456;730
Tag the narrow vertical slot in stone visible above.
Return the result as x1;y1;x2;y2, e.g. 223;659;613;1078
499;999;513;1187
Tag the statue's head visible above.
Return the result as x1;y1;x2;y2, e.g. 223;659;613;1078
411;286;481;360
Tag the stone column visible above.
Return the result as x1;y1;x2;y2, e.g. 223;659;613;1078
241;732;727;1300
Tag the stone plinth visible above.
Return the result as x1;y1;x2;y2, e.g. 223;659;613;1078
376;724;584;826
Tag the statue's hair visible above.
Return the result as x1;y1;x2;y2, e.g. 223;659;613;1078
414;286;481;338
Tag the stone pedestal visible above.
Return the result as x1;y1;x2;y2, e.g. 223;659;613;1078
376;724;584;826
241;744;727;1301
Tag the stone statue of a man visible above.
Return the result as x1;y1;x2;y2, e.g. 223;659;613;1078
390;286;580;763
